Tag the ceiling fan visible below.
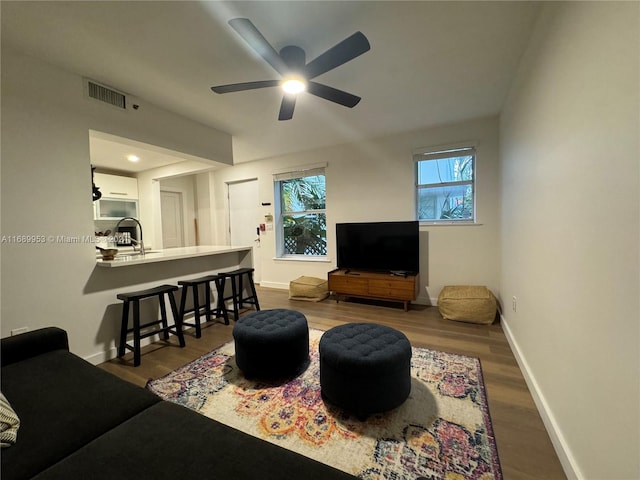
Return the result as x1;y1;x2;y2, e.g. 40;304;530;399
211;18;370;121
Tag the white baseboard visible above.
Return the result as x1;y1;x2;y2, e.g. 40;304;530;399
414;294;435;306
83;335;167;366
84;347;117;365
500;314;582;480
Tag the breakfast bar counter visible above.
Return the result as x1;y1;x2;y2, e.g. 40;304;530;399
87;244;254;302
86;244;255;363
96;245;252;268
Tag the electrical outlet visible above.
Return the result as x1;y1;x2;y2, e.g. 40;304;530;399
11;327;29;336
512;296;517;312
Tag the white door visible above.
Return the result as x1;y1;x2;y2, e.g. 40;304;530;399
161;190;184;248
228;179;260;282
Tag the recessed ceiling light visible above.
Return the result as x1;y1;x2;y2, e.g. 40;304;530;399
127;155;140;162
281;76;307;95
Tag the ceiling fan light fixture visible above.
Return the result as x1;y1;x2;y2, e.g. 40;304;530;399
212;19;371;119
281;76;307;94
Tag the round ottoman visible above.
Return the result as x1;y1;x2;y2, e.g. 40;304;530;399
233;309;309;379
319;323;412;416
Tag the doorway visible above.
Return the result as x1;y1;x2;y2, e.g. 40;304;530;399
161;190;185;248
228;179;260;282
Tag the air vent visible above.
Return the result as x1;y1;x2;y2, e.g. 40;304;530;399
87;80;126;109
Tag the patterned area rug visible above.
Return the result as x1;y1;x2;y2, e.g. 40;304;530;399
147;329;502;480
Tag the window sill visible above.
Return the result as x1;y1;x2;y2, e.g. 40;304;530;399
273;256;331;263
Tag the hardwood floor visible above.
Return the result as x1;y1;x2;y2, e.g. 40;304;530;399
99;286;567;480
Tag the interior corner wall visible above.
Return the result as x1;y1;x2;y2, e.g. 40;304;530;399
159;176;198;247
210;116;500;302
0;48;232;361
195;172;214;246
136;161;217;249
499;3;639;478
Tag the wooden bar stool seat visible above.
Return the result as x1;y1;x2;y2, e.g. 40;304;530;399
219;267;260;320
178;274;229;338
116;284;184;367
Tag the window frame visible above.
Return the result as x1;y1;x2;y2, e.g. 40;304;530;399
414;144;477;224
273;165;327;260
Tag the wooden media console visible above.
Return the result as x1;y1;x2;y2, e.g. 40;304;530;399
327;268;419;311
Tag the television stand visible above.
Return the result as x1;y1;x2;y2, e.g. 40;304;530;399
327;268;419;311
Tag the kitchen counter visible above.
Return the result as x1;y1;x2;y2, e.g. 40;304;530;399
96;245;252;268
83;244;254;364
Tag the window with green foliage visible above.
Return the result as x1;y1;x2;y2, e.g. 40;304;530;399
274;167;326;258
415;146;475;222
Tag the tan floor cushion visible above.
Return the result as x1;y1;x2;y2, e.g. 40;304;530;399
289;276;329;302
437;285;497;324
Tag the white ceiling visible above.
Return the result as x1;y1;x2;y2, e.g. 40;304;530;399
2;1;540;167
89;132;189;173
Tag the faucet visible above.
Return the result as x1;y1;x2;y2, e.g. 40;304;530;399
130;238;145;255
114;217;145;255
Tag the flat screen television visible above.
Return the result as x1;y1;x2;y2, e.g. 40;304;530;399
336;221;419;274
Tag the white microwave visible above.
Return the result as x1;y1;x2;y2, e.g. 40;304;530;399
94;198;138;220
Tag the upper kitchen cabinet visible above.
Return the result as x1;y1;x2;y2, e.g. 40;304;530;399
94;173;138;199
93;173;139;220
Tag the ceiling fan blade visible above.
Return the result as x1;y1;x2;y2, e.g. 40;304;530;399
307;82;361;108
229;18;289;75
278;94;296;120
211;80;280;94
304;31;370;79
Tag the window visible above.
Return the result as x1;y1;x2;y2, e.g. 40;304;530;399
415;145;475;222
274;166;326;258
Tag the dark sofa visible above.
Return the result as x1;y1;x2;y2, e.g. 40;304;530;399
1;327;356;480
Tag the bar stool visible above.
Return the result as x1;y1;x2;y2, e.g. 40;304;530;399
219;267;260;320
178;274;229;338
116;284;185;367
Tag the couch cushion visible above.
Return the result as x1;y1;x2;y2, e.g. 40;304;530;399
33;401;357;480
1;350;160;480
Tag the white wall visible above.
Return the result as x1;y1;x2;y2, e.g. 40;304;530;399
211;116;501;303
0;48;233;360
500;3;639;478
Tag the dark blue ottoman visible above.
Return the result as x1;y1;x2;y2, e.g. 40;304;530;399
319;323;412;416
232;309;309;379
